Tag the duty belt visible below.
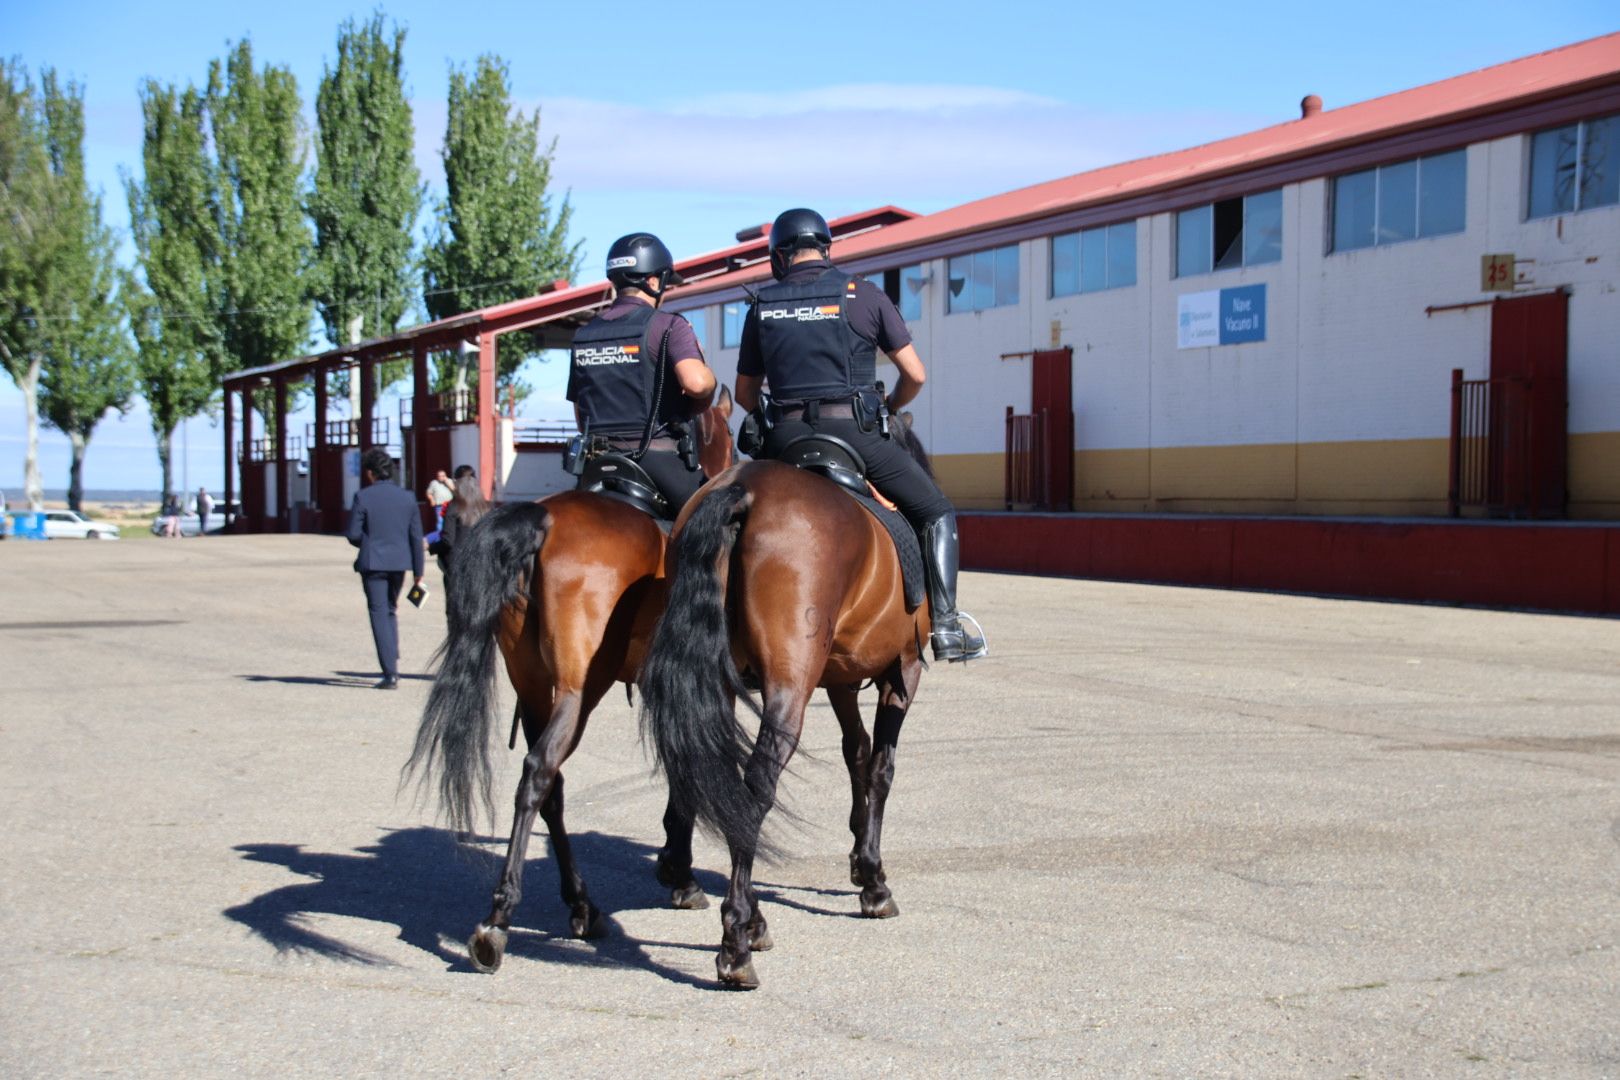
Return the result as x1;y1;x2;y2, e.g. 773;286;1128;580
769;400;857;422
606;435;680;452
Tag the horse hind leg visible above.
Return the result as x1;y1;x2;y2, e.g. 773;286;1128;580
827;684;872;887
853;655;921;920
656;798;709;910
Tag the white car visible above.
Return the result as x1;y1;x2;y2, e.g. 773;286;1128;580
43;509;121;540
150;503;234;537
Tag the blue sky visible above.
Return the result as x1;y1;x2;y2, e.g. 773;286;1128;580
3;0;1616;494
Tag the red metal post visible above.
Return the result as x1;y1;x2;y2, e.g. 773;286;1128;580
1458;367;1470;518
1004;405;1014;510
312;364;327;525
477;333;497;498
273;374;288;531
359;355;375;456
223;385;236;528
412;341;430;493
241;384;256;531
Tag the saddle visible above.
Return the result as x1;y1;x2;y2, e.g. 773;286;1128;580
577;453;674;523
777;435;925;611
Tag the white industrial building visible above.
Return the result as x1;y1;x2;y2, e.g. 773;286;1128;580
664;33;1620;520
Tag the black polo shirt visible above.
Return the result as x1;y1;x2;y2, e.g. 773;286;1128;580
736;260;912;377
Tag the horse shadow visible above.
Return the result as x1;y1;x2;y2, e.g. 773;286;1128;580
223;826;741;987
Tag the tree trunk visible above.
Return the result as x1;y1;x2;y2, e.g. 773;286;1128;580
67;431;87;512
156;428;173;504
22;354;43;509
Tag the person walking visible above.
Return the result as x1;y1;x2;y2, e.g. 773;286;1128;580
432;464;490;623
196;487;214;535
346;448;425;689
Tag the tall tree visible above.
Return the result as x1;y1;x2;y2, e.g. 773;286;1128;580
126;80;222;499
0;60;53;507
33;71;135;510
309;13;422;405
422;55;579;406
207;39;313;384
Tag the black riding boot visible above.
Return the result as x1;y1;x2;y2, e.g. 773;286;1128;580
922;513;987;663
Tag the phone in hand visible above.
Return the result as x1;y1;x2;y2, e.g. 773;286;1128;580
407;583;428;608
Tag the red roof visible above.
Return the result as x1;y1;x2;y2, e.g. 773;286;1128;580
666;31;1620;301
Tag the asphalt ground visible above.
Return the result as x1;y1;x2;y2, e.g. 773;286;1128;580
1;534;1617;1078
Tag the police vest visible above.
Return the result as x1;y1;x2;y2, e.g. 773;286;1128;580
569;305;685;437
754;268;876;402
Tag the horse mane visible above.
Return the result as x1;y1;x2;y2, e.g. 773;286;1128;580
892;412;934;479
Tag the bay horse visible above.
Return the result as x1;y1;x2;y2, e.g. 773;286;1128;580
405;389;733;973
638;422;937;989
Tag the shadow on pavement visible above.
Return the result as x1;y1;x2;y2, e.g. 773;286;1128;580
223;826;735;988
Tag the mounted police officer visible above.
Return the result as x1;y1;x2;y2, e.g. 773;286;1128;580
734;208;986;663
567;232;717;513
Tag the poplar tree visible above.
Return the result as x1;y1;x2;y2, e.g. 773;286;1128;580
207;39;313;382
309;13;422;400
0;60;52;507
422;55;579;405
125;80;222;499
33;71;135;511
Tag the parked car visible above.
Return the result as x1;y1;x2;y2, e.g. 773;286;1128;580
150;502;238;537
42;509;121;540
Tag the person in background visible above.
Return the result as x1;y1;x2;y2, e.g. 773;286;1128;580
431;464;490;622
161;494;182;538
196;486;214;535
425;469;453;533
347;448;425;690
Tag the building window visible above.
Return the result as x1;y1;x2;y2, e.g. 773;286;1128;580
721;301;747;348
1528;113;1620;218
682;307;708;350
896;265;926;321
1051;220;1136;296
1175;190;1282;277
1332;150;1466;251
947;245;1018;314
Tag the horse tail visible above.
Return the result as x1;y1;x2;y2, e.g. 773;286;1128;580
638;482;768;854
403;500;551;835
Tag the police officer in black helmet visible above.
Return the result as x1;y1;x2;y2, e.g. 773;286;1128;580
734;208;986;663
567;232;717;511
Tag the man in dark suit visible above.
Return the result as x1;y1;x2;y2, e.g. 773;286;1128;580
347;448;425;689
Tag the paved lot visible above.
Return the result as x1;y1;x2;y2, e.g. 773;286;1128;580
2;534;1617;1077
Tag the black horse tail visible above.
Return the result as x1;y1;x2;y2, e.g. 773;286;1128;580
403;501;551;835
638;482;770;855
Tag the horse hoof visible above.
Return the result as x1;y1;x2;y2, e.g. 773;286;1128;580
749;926;774;952
571;906;608;939
670;883;710;910
468;924;507;972
861;894;899;919
716;954;760;990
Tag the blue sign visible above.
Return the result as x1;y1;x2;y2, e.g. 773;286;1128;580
1219;284;1266;345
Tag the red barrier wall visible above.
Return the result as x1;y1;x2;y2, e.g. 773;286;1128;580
960;513;1620;615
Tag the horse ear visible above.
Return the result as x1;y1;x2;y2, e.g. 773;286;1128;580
716;384;733;420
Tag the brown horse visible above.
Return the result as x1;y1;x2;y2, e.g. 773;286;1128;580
405;389;733;973
638;429;936;989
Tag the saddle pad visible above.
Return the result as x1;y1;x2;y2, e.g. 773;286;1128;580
842;488;925;611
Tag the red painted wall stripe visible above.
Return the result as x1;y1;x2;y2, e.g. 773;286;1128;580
961;514;1620;616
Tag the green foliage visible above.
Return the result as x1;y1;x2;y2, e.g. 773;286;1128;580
207;38;313;375
32;71;136;509
310;12;422;347
0;59;52;505
423;54;580;405
125;79;223;496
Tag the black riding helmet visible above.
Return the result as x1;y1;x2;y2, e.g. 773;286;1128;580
605;232;683;300
768;208;832;280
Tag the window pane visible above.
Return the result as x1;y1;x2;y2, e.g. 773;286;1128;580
1177;205;1211;277
1417;150;1466;236
1581;115;1620;210
1334;170;1376;251
898;264;925;321
994;245;1019;307
684;308;708;349
1213;197;1244;270
970;250;995;311
1106;221;1136;287
1376;160;1417;244
1243;189;1282;265
1050;233;1079;297
721;302;745;348
947;255;971;314
1528;124;1579;217
1080;227;1107;293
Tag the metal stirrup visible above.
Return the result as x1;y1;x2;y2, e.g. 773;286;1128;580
951;611;988;662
